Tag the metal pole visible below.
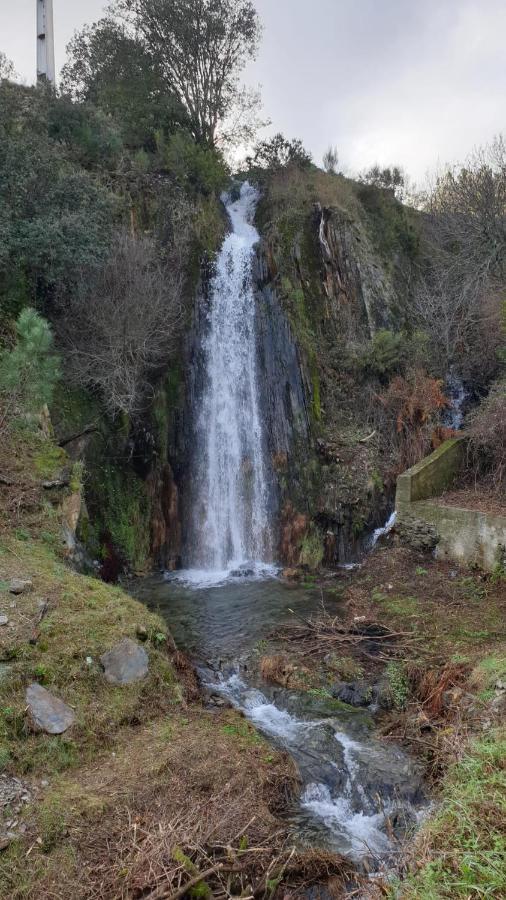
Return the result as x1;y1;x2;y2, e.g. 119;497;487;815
37;0;56;84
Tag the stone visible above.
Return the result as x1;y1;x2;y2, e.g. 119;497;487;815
100;638;149;685
331;680;372;707
0;616;8;627
25;683;75;735
9;579;32;595
136;625;148;642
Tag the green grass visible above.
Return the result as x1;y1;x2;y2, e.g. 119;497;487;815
0;537;179;777
394;730;506;899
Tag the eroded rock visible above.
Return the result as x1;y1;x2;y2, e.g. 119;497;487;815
100;638;149;685
25;683;75;734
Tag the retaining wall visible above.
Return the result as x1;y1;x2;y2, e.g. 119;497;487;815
395;438;506;571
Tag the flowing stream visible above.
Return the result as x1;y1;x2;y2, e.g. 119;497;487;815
136;183;426;872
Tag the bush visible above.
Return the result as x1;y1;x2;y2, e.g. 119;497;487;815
162;132;229;196
0;309;60;429
468;379;506;493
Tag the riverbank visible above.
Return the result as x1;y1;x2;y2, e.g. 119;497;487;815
1;429;504;898
260;543;506;898
0;429;357;898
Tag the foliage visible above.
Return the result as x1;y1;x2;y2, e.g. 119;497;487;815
356;179;419;262
358;164;406;199
467;378;506;493
57;227;188;418
377;370;448;473
322;145;339;175
398;730;506;898
413;136;506;377
109;0;262;147
61;18;186;151
0;81;115;310
0;309;60;427
299;527;324;571
162;131;229;196
247;133;312;172
0;52;15;81
385;661;409;709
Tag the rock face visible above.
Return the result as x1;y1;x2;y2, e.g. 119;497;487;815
100;638;149;685
25;683;75;734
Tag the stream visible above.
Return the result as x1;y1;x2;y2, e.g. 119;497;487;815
135;571;427;871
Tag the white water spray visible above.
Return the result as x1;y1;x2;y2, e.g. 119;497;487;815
189;183;272;574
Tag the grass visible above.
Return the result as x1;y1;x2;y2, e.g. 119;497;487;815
395;729;506;898
0;536;180;777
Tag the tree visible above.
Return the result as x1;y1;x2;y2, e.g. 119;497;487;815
246;133;312;171
61;19;186;150
358;164;406;199
413;137;506;378
57;224;190;418
111;0;262;147
0;52;15;81
323;145;339;175
0;309;60;428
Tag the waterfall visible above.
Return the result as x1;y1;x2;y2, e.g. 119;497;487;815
188;182;272;577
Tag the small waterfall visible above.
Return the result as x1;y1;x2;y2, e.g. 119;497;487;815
188;183;272;575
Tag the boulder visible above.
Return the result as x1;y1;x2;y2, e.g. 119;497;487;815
331;680;372;707
100;638;149;685
9;579;32;595
25;683;75;734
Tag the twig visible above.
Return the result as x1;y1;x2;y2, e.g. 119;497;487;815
147;863;224;900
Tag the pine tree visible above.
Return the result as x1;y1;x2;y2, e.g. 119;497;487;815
0;309;60;422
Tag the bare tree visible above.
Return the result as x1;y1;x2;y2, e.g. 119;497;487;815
322;145;339;175
413;136;506;377
58;223;190;418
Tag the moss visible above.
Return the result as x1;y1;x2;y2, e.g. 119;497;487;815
91;464;151;571
299;527;324;571
0;536;178;777
33;443;67;480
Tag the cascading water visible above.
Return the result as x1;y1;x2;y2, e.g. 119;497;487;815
188;183;273;578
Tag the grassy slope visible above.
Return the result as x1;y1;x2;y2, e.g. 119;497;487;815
0;428;296;899
346;545;506;899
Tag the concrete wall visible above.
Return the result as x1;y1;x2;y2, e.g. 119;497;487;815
396;438;506;571
396;438;466;507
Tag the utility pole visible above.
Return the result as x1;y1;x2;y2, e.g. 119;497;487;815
37;0;56;85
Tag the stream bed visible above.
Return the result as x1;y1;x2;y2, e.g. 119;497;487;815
135;571;427;871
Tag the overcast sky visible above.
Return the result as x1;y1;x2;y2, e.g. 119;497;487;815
2;0;505;182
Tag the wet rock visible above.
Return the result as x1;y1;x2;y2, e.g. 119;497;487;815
25;683;75;734
282;567;300;580
100;638;149;685
9;579;32;595
230;568;255;578
331;680;373;707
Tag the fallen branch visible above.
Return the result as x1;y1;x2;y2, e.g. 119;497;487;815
147;863;224;900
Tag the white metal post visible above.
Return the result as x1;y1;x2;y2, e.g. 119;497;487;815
37;0;56;84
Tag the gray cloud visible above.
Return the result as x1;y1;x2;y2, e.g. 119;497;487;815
2;0;505;182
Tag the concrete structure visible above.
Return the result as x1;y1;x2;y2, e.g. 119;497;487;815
37;0;55;85
396;438;506;571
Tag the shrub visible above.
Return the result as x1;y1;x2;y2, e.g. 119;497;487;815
376;370;448;474
467;379;506;493
0;309;60;430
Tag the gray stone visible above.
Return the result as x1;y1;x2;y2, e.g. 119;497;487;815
0;616;8;626
25;683;75;735
100;638;149;685
9;579;32;595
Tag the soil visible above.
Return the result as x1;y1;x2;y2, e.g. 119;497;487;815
433;486;506;516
